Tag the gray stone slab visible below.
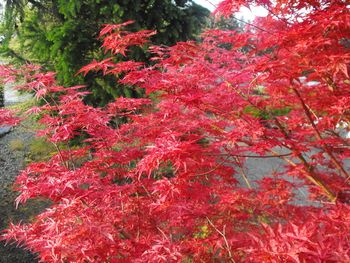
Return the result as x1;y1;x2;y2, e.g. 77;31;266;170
0;125;12;137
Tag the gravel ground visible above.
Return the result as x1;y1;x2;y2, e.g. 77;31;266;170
0;127;33;201
0;125;41;263
0;84;44;262
1;82;41;262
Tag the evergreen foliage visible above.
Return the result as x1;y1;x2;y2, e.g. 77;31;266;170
0;0;209;104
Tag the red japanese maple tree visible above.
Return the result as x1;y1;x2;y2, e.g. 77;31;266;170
1;0;350;262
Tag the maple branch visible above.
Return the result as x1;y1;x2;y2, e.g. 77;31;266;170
271;118;337;202
214;152;293;158
234;156;252;188
264;5;293;25
195;156;230;177
157;227;169;241
325;130;350;147
136;192;141;242
28;85;71;169
231;16;271;33
206;217;236;263
236;135;337;202
140;183;157;203
291;85;350;180
15;122;75;169
203;0;217;9
199;61;338;202
223;79;337;200
52;142;69;168
322;74;339;92
267;148;336;202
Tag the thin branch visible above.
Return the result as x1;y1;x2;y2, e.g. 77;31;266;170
268;148;337;202
211;152;293;158
195;156;230;177
231;16;271;33
291;85;350;180
221;78;337;201
157;227;169;241
206;217;236;263
234;156;252;188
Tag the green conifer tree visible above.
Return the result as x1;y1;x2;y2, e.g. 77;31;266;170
1;0;209;104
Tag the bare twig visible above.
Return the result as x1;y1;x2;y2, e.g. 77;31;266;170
291;86;350;180
206;217;236;263
234;156;252;188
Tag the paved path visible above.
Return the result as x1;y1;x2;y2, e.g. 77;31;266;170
236;146;350;205
4;83;32;106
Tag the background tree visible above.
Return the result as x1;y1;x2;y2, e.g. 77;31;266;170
0;0;209;104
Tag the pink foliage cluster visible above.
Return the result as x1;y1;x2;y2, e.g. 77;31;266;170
0;108;20;126
0;0;350;262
